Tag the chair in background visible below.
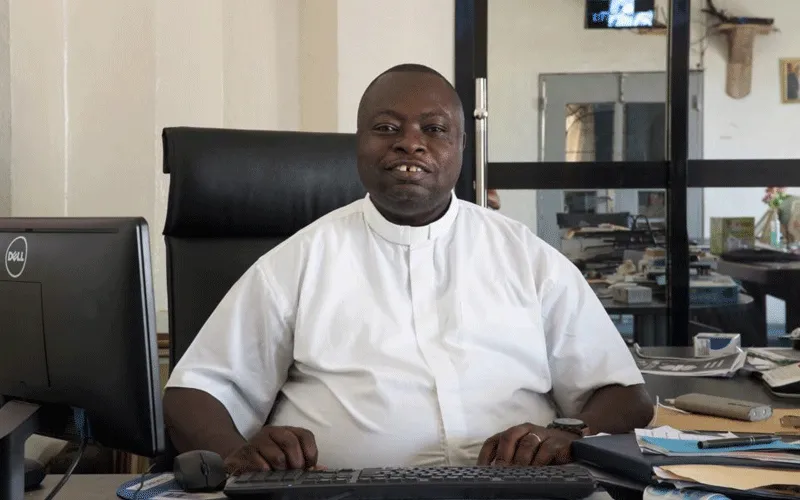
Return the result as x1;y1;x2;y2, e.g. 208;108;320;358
161;127;366;369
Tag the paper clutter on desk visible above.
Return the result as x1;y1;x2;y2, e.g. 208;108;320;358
655;465;800;496
643;485;732;500
633;344;746;377
635;426;800;468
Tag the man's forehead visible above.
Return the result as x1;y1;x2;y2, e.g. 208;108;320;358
362;72;459;114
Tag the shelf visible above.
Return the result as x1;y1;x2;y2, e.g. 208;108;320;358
635;27;667;36
716;23;775;35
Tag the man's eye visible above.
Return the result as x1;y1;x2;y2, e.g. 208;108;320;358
374;124;398;133
426;125;447;133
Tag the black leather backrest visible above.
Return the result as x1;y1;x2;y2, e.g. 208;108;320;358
162;127;366;369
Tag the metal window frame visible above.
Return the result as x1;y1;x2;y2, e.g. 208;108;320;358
454;0;797;346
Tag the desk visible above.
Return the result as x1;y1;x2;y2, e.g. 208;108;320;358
717;259;800;342
27;475;616;500
640;347;800;408
601;295;754;346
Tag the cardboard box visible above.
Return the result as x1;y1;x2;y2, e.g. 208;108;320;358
611;284;652;304
709;217;755;255
693;333;741;357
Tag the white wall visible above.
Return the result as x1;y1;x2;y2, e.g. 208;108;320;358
702;0;800;225
490;0;800;232
9;0;303;330
488;0;705;230
7;0;453;330
335;0;454;133
488;0;800;326
8;0;793;328
0;0;9;217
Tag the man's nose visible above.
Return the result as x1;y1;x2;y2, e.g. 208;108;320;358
393;128;426;154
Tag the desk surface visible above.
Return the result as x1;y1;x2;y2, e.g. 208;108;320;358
641;347;800;408
717;259;800;287
601;294;753;315
27;475;615;500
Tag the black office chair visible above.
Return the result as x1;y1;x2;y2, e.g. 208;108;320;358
161;127;366;370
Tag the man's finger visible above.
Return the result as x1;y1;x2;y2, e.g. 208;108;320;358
290;427;319;468
226;445;269;475
495;425;532;464
477;436;498;465
511;433;541;466
253;437;290;470
270;428;306;469
532;437;562;466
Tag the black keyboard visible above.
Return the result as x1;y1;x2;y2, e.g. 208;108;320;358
224;465;596;500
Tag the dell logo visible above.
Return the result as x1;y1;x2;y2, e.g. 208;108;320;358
5;236;28;278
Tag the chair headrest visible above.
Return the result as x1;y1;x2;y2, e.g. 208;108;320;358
162;127;366;238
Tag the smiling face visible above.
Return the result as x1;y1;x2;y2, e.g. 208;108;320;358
356;70;464;226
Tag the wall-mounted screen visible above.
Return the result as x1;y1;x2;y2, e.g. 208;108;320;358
586;0;655;29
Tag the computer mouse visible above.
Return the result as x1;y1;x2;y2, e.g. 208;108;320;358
173;450;228;492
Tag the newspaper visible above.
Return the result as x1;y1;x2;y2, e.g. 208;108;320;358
633;344;746;377
746;347;800;372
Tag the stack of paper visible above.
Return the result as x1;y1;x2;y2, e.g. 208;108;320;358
633;345;746;377
653;465;800;498
635;427;800;497
746;347;800;372
636;427;800;466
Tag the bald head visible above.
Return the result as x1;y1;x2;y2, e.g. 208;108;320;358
355;64;465;227
357;64;464;131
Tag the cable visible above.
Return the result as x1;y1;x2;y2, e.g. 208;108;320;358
133;462;158;500
42;415;90;500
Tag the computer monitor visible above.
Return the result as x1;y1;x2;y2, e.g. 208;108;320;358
0;217;165;500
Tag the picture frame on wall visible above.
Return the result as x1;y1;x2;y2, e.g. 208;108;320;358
780;58;800;103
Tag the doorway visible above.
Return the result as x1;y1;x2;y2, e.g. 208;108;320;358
537;71;704;249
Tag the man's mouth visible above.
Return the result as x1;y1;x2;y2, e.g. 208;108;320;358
392;164;425;173
385;162;430;182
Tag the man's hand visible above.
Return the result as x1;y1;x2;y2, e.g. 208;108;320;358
224;426;318;474
477;423;579;466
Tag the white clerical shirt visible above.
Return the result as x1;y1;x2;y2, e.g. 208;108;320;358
166;193;644;468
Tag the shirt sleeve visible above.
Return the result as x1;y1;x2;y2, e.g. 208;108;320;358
165;260;294;440
539;248;644;418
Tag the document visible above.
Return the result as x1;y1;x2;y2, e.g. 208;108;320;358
643;486;732;500
658;464;800;492
636;426;800;465
633;344;746;377
635;426;727;445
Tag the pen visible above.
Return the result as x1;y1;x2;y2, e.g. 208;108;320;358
697;436;779;449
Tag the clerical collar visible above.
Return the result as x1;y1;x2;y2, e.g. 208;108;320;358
362;192;459;246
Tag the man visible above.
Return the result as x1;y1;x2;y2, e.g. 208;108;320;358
163;64;653;473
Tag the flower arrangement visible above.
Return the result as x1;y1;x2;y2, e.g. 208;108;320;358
763;187;789;209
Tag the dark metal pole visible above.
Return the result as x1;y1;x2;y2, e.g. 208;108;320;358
666;0;691;345
454;0;487;203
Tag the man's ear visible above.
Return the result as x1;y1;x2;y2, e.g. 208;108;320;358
461;132;467;151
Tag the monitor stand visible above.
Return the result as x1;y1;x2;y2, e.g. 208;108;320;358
0;400;41;500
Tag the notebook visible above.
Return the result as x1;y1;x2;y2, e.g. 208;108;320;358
572;434;800;484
